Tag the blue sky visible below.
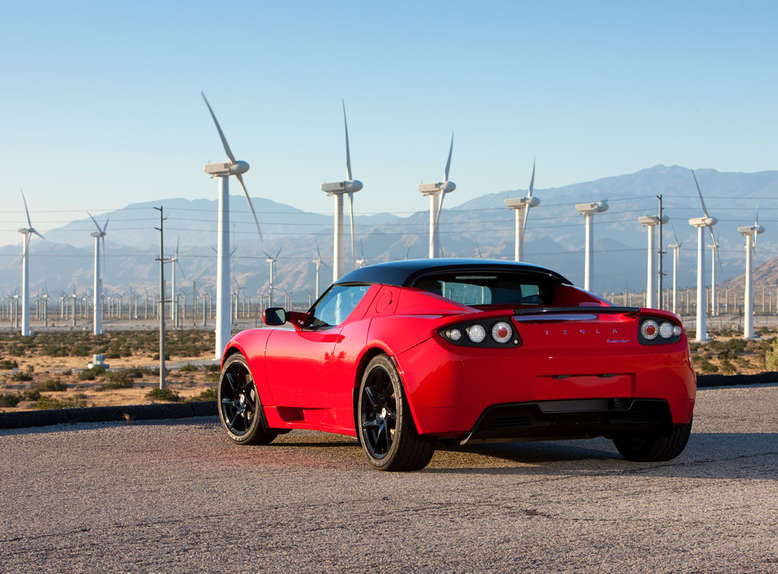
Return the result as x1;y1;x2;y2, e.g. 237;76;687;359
1;1;777;245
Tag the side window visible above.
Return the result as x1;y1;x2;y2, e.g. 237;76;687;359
309;284;371;328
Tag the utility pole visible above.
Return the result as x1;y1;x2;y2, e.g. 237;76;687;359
154;206;168;390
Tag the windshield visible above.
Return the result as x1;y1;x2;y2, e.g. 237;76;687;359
412;272;555;307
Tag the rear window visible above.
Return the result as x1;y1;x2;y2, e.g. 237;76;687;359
412;273;555;306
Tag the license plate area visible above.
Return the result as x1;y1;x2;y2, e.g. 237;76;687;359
536;373;633;400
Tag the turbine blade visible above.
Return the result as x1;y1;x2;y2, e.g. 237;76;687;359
343;100;353;181
31;229;45;240
276;247;282;259
21;191;32;229
315;240;322;260
434;191;446;232
176;237;180;258
102;216;110;234
444;132;454;181
348;192;356;260
236;173;263;241
201;91;236;163
690;169;711;218
87;212;102;232
527;159;536;199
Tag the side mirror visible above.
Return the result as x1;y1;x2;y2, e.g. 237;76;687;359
263;307;286;326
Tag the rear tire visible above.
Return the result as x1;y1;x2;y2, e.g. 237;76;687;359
613;418;692;462
218;353;278;445
357;354;434;471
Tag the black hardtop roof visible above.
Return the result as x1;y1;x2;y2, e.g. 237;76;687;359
336;258;572;287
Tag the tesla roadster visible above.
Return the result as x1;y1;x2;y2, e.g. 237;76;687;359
217;259;695;471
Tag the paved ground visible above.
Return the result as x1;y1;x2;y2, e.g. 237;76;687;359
1;386;776;573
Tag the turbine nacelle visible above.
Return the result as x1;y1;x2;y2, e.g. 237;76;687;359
688;216;716;228
575;201;608;215
638;215;669;227
738;224;764;236
205;160;250;177
418;181;456;195
321;180;363;195
504;196;540;209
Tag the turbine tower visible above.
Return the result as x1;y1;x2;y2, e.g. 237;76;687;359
709;233;721;316
738;216;764;339
88;213;108;335
688;169;717;342
312;242;322;300
18;192;44;336
321;101;363;282
575;201;608;292
504;160;539;262
638;215;669;308
418;133;455;258
668;227;682;315
264;248;281;307
170;238;186;329
202;92;263;358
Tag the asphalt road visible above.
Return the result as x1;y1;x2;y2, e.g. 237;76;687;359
1;386;776;573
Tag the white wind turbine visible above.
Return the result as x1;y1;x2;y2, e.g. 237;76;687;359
321;101;363;282
264;248;281;307
688;169;717;342
638;214;669;308
738;214;765;339
668;227;682;315
18;192;44;336
170;237;186;329
201;92;263;358
709;231;722;316
87;212;108;335
418;133;455;258
504;160;540;262
312;242;323;300
575;201;609;292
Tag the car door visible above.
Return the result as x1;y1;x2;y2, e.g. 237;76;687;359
264;284;372;410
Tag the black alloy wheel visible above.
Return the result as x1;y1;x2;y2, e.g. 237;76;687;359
360;364;397;459
357;354;434;471
218;354;277;445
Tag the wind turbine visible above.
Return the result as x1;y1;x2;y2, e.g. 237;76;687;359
170;237;186;329
355;241;367;269
18;192;44;336
504;160;540;262
738;214;765;339
264;248;281;307
638;215;669;308
418;133;455;258
312;242;323;300
668;226;682;315
574;201;608;292
688;169;717;342
709;232;722;316
201;91;263;358
321;101;363;282
87;212;108;335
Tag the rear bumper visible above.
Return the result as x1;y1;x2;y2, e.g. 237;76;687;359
396;336;696;438
461;398;672;444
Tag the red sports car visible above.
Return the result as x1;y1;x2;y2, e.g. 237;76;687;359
217;259;695;471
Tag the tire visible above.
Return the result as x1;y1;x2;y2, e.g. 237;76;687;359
613;417;692;462
218;353;278;445
357;354;434;471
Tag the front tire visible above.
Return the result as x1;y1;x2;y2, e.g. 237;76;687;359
613;418;692;462
218;353;277;445
357;354;434;471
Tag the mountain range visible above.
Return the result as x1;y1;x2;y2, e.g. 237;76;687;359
2;164;777;302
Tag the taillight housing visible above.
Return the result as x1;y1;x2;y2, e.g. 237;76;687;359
638;316;683;345
439;318;521;348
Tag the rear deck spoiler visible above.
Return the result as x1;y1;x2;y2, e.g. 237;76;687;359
512;306;641;316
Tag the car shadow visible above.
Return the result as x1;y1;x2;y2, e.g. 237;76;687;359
423;432;778;480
